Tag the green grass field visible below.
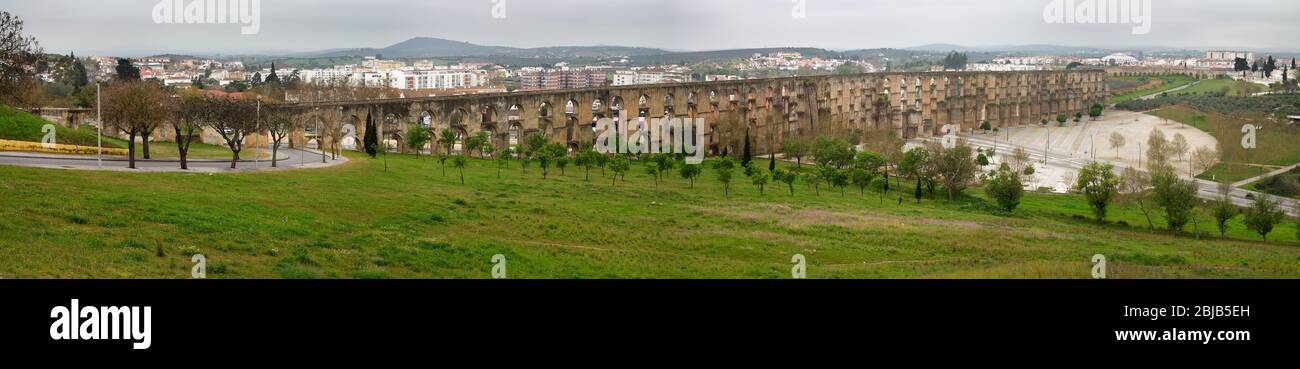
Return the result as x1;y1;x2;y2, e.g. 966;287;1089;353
1172;78;1265;97
1109;75;1200;104
2;152;1298;279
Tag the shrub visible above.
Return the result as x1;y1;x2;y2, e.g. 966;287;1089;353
985;164;1024;212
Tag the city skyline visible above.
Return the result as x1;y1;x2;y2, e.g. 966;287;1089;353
6;0;1300;56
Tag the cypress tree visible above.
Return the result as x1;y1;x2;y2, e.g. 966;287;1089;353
741;128;752;168
769;152;776;172
363;112;378;158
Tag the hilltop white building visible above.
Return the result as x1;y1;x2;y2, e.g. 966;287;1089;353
1101;53;1139;65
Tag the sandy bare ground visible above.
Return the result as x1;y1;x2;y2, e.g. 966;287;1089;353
945;110;1217;193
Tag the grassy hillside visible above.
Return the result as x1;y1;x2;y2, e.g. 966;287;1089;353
1;152;1297;279
1109;75;1199;104
0;105;120;148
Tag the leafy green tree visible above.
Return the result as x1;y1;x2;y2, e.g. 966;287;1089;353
653;153;675;182
114;58;140;81
751;168;770;196
1243;195;1288;242
595;153;609;177
985;163;1025;212
433;129;454;154
496;149;512;178
979;120;991;133
1089;103;1104;120
813;136;854;169
451;156;467;184
575;145;596;180
519;155;532;174
898;147;933;202
774;169;797;195
644;161;661;188
780;137;811;168
436;155;449;177
535;142;564;179
826;166;849;196
465;132;489;157
679;163;702;188
850;168;875;196
556;155;570;176
976;153;990;167
1056;114;1068;126
608;155;630;185
1152;169;1198;233
934;140;977;201
714;157;737;196
1211;192;1238;237
524;132;548;159
405;125;431;158
804;166;825;196
1075;161;1121;222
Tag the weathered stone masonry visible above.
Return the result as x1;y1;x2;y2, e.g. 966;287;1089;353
285;70;1107;156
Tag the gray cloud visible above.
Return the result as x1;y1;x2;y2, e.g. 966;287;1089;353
5;0;1298;56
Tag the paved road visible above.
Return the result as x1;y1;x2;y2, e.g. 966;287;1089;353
0;148;346;172
1231;164;1299;188
958;133;1300;217
1138;80;1201;100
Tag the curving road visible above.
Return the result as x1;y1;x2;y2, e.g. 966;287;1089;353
0;147;346;172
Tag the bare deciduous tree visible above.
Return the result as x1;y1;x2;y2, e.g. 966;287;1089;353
172;91;213;170
1108;131;1125;159
1145;129;1172;171
1120;167;1156;232
1171;133;1190;163
1191;145;1220;178
101;81;170;169
0;11;42;105
200;97;260;169
263;105;298;168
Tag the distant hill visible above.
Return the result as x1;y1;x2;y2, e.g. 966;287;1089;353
630;47;842;65
906;44;1109;55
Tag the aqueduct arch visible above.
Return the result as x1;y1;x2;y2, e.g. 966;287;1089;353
286;70;1108;157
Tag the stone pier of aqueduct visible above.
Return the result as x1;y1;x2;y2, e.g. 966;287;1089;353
285;70;1108;156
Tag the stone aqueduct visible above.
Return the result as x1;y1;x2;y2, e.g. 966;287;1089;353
286;70;1108;156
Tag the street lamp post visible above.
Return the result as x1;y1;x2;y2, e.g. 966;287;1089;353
255;97;261;168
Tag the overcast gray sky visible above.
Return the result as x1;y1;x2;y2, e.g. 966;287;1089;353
6;0;1299;56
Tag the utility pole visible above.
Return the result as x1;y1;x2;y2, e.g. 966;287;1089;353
1044;125;1050;165
1138;142;1143;169
96;81;102;169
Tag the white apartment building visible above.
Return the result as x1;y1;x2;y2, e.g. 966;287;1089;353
1205;50;1254;61
967;63;1041;72
612;69;689;86
388;69;481;90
